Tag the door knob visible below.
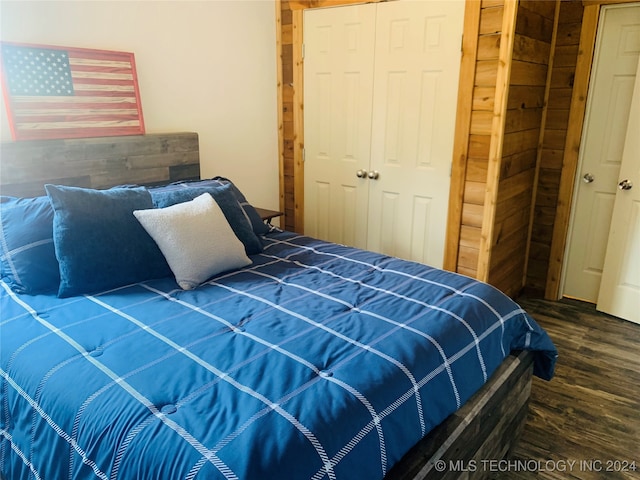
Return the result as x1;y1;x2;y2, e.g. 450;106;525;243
356;169;367;178
618;179;633;190
367;170;379;180
583;173;595;183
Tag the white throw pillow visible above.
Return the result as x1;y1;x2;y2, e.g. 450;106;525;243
133;193;251;290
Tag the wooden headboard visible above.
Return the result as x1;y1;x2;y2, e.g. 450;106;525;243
0;132;200;198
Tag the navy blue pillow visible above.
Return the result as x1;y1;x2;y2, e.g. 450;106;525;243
0;196;60;294
149;183;262;255
163;178;270;235
209;178;270;235
45;185;171;297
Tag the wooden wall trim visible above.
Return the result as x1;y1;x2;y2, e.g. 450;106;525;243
292;9;305;233
582;0;638;5
289;0;382;10
523;0;562;288
443;0;482;272
477;0;519;282
276;0;286;216
545;4;600;299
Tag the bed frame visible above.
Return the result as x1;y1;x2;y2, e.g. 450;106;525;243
0;133;534;480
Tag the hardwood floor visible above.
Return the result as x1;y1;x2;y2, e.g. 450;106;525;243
494;297;640;480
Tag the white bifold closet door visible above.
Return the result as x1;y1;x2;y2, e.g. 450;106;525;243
303;0;464;268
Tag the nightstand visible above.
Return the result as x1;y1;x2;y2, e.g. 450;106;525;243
254;207;284;225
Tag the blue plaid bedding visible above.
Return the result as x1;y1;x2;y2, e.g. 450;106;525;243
0;231;556;480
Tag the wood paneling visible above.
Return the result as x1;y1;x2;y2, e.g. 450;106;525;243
0;133;199;198
448;0;556;296
484;0;557;296
292;9;304;233
527;0;586;297
279;0;296;231
445;0;483;275
445;1;500;280
477;33;501;60
462;203;484;227
507;85;545;109
512;34;551;64
276;0;286;221
473;86;496;110
480;5;505;35
501;150;538;178
477;0;518;283
289;0;381;9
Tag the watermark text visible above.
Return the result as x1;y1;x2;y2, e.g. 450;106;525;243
432;458;637;474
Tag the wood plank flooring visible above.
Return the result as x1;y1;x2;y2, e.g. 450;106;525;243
494;297;640;480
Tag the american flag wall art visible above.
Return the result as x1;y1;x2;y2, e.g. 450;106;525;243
0;42;145;141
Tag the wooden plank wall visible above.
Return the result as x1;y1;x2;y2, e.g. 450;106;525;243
486;1;556;297
0;133;200;198
279;1;296;232
455;0;505;280
450;0;566;297
527;1;584;294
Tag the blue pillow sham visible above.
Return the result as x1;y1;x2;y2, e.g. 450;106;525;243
45;184;172;297
1;178;269;297
0;195;60;294
183;177;270;235
149;182;262;255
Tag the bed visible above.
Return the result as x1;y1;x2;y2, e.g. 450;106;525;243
0;133;557;480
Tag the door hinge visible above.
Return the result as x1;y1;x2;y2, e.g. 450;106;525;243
302;43;305;59
302;148;306;162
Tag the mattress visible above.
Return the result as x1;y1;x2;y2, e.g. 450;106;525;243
0;231;557;480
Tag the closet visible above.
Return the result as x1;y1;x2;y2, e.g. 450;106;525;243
303;1;464;268
562;3;640;323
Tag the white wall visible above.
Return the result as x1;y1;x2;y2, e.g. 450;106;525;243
0;0;279;209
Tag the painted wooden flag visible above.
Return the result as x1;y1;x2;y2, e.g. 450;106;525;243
1;42;145;141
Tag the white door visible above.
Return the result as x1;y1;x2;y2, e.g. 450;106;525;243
366;1;464;266
304;1;464;268
597;55;640;324
562;4;640;302
303;4;376;249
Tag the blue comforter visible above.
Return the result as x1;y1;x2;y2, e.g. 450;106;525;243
0;231;556;480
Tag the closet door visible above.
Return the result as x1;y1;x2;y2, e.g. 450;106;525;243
367;1;464;267
303;4;376;248
304;1;464;268
563;4;640;303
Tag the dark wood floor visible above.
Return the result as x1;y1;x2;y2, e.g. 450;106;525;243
493;297;640;480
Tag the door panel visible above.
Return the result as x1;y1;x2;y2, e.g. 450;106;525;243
597;48;640;324
410;195;433;265
378;190;400;256
367;1;464;267
312;181;331;240
303;4;376;249
563;5;640;301
583;192;615;274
